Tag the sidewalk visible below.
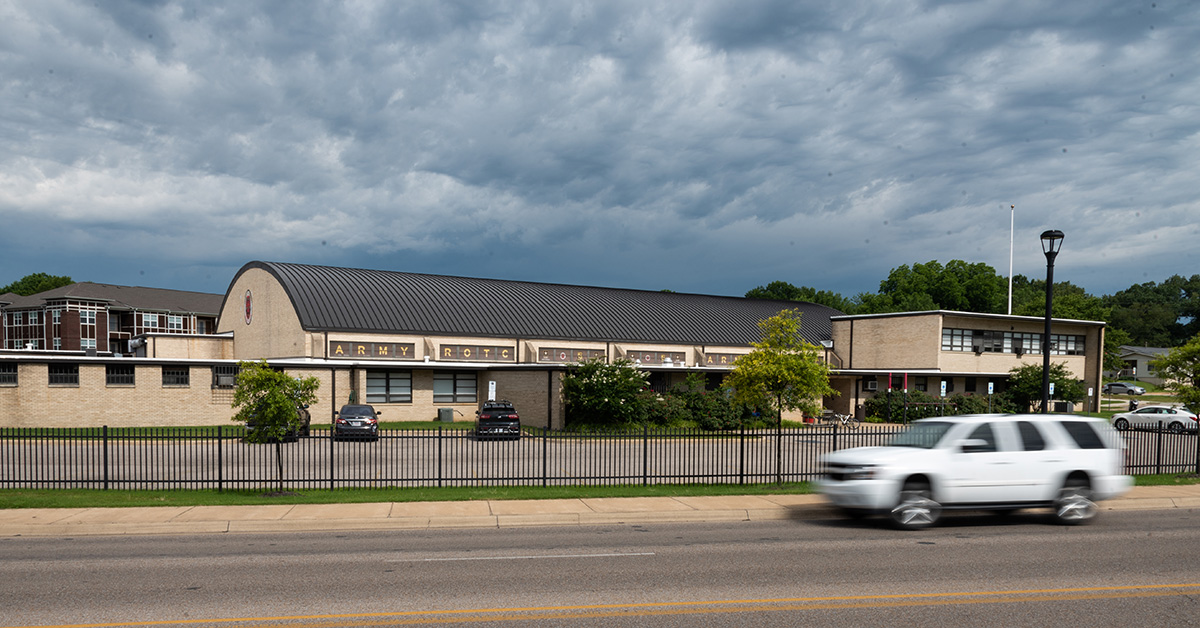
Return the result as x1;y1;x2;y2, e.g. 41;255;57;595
2;486;1198;537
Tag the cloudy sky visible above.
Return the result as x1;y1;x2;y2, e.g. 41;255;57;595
2;1;1197;301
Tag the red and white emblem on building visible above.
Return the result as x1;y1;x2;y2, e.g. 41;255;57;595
244;290;253;325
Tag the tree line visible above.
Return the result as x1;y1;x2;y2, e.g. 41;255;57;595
745;261;1200;350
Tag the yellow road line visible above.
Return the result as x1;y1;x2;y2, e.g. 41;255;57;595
8;583;1200;628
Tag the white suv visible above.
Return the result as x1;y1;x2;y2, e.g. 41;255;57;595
817;414;1133;530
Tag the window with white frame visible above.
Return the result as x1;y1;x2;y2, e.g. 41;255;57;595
167;315;183;331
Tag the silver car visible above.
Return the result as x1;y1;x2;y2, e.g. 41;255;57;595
1111;405;1198;434
1103;382;1146;395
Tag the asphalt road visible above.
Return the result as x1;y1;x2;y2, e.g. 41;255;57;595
3;508;1199;627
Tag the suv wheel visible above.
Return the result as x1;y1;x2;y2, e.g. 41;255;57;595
1053;478;1096;525
890;481;941;530
1169;421;1184;434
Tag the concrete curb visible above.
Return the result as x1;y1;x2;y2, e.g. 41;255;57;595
0;488;1195;537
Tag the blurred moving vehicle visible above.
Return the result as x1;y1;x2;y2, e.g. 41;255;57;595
475;400;521;440
817;414;1132;530
333;404;380;441
1102;382;1145;395
1111;405;1198;433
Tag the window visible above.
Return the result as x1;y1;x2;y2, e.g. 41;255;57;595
12;312;22;325
81;310;96;325
167;315;183;331
1059;421;1106;449
106;364;135;386
433;372;477;403
367;370;412;403
162;367;190;387
1016;421;1046;451
964;377;977;393
0;363;16;386
143;313;160;328
48;364;79;386
912;376;927;392
966;423;997;452
81;338;97;350
212;365;239;388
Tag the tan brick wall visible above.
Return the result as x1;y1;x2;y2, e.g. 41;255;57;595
0;363;240;428
834;314;943;370
217;268;308;359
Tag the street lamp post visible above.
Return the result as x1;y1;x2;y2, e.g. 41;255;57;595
1040;230;1064;413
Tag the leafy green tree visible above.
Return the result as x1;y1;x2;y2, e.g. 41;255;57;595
744;281;856;313
1150;334;1200;413
1004;362;1085;413
1104;275;1200;346
853;260;1006;315
561;358;649;428
0;273;74;296
1011;276;1109;321
1103;328;1133;374
231;360;320;492
724;309;837;422
670;372;745;431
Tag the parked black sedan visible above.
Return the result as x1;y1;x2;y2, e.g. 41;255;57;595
333;404;381;441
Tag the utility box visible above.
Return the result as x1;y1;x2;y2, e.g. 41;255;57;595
438;408;454;422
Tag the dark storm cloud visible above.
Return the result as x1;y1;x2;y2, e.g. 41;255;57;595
0;0;1197;298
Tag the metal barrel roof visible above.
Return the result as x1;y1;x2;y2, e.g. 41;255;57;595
231;261;840;347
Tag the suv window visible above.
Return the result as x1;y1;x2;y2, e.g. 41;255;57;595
1016;421;1046;451
1058;421;1106;449
966;423;997;452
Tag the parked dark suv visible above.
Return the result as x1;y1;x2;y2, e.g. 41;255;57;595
475;400;521;440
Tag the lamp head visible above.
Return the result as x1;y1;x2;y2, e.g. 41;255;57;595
1040;229;1064;259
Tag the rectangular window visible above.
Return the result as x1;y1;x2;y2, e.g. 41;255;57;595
12;312;22;325
964;377;977;393
48;364;80;386
106;364;135;386
81;310;96;325
0;363;16;386
81;338;97;350
433;371;477;403
212;365;239;388
912;376;927;392
162;366;190;387
366;370;413;403
167;315;183;331
143;313;160;328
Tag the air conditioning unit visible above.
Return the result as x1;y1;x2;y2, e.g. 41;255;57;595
865;380;878;391
216;375;236;387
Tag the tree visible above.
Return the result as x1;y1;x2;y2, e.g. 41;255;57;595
1150;334;1200;414
1103;328;1133;374
725;309;837;483
1004;362;1085;413
231;360;320;492
561;358;649;428
0;273;73;296
725;310;836;421
853;260;1006;315
744;281;856;313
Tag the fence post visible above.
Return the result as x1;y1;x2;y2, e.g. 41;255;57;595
642;424;649;486
437;426;443;488
541;427;548;488
738;422;745;486
1156;421;1164;475
329;422;335;491
217;425;223;492
102;425;109;491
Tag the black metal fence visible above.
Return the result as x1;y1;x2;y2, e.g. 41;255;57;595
1;423;1196;491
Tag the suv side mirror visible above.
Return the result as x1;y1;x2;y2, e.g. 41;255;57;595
958;438;991;453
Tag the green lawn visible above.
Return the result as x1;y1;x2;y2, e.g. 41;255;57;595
2;474;1196;510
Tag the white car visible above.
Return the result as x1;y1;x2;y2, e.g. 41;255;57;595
1112;405;1198;434
817;414;1132;530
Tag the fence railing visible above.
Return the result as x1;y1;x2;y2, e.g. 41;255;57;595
1;423;1196;490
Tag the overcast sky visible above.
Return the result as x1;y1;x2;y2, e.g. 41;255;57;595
2;1;1197;301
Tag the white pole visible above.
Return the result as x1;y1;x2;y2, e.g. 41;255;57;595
1007;204;1014;315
